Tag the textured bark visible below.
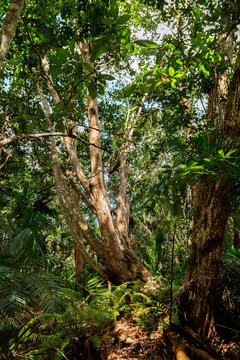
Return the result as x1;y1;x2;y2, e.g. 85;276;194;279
37;51;152;285
74;232;85;277
77;44;151;284
178;180;230;337
178;19;240;337
0;0;24;68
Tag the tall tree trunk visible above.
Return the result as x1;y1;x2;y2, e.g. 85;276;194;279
178;180;230;337
178;25;240;338
37;50;152;285
0;0;24;68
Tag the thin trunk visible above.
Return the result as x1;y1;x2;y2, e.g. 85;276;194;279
0;0;24;68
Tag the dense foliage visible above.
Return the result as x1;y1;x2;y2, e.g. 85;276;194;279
0;0;240;358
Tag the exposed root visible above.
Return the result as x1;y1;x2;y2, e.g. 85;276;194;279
166;325;218;360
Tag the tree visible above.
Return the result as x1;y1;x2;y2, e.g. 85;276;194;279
0;0;154;284
169;0;240;338
132;0;240;338
0;0;24;68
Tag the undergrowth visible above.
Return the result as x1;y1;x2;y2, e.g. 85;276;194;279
1;274;176;359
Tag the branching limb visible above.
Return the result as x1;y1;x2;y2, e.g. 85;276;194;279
36;79;106;268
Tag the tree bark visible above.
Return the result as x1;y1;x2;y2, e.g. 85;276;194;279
75;43;151;284
37;50;152;285
178;180;230;337
74;233;85;278
0;0;24;69
178;21;240;338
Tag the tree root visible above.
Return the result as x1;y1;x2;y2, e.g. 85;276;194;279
165;325;218;360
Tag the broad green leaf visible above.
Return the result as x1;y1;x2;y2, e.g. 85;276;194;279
88;82;98;99
175;73;184;78
91;42;106;61
168;66;175;77
116;15;131;25
56;48;69;63
225;149;237;157
101;17;115;26
26;122;36;134
68;39;75;53
42;120;49;131
82;62;94;73
134;39;159;49
49;65;61;79
109;0;119;18
97;84;105;95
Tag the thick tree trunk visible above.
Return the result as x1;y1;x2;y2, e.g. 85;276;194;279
178;180;230;337
178;22;240;338
0;0;24;68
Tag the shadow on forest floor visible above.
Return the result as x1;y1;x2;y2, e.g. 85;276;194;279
98;317;240;360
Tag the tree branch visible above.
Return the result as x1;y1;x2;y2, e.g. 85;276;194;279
0;0;24;68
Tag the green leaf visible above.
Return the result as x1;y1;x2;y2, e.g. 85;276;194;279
100;74;115;81
26;122;36;134
225;149;237;157
49;65;61;79
91;42;106;61
97;84;105;95
101;17;115;26
56;48;69;63
88;82;98;99
134;39;159;49
116;14;131;25
120;26;130;40
82;62;94;73
218;149;224;157
126;43;135;52
109;0;119;18
69;39;75;53
168;66;175;77
42;120;49;131
90;335;101;351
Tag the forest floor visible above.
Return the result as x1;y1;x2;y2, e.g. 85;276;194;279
100;316;240;360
